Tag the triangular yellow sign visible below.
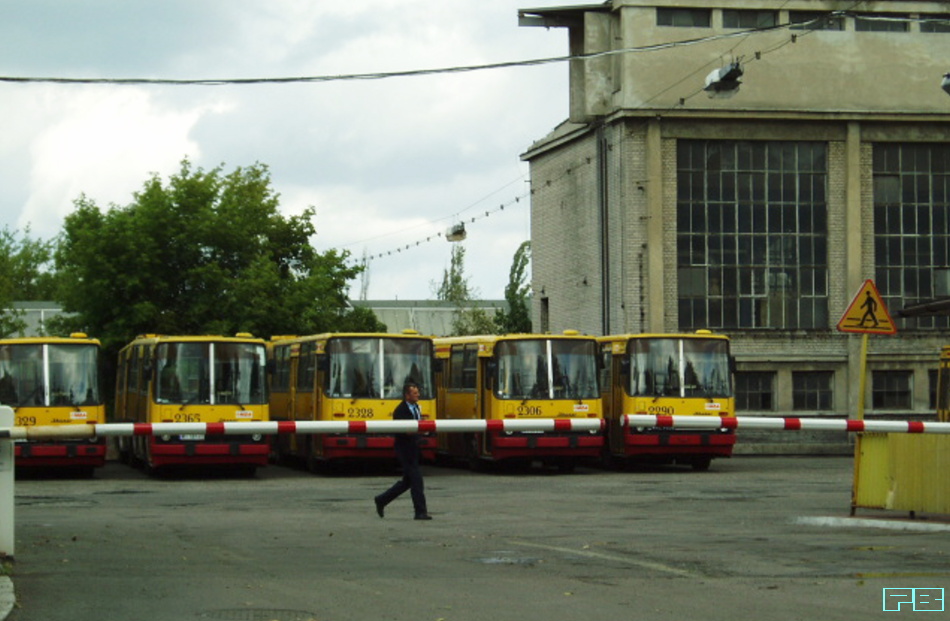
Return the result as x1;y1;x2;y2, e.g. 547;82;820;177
836;279;897;335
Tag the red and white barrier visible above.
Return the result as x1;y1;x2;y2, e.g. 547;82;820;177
625;414;950;434
1;417;605;441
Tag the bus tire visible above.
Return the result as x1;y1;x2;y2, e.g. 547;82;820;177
467;434;486;472
691;458;712;471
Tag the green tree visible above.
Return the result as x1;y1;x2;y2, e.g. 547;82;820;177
0;227;58;337
435;244;495;336
53;159;383;352
494;241;532;334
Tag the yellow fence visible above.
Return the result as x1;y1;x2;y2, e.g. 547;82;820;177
853;433;950;515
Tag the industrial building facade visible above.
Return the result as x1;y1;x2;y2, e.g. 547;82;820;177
519;1;950;421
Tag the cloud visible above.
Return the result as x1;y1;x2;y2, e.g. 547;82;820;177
15;87;230;236
0;0;567;301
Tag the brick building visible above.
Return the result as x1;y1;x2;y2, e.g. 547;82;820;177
519;1;950;421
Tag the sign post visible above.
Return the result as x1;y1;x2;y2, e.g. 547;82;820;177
0;406;13;558
837;280;897;514
837;279;898;420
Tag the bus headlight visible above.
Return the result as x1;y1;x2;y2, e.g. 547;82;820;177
251;434;263;442
161;434;172;442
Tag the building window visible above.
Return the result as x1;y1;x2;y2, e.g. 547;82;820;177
929;369;939;409
792;371;833;410
789;11;844;31
722;10;777;29
920;15;950;33
449;344;479;391
539;297;550;333
677;140;829;330
656;8;711;28
872;370;913;410
735;371;774;411
855;13;909;32
873;144;950;330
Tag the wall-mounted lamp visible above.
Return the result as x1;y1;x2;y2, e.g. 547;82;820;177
942;73;950;96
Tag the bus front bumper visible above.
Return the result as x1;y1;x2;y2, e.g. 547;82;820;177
623;429;736;457
15;441;107;467
488;431;604;459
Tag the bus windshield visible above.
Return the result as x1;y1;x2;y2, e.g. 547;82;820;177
629;338;732;398
0;343;100;408
326;338;434;399
495;339;600;400
155;341;267;405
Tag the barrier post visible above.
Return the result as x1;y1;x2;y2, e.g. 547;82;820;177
0;406;14;557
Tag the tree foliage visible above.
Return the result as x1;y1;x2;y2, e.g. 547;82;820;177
0;227;58;337
494;241;532;334
434;244;495;336
53;159;384;351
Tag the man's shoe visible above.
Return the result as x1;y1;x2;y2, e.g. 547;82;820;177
414;513;433;520
374;497;385;518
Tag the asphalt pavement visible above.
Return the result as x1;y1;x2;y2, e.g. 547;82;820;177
4;456;950;621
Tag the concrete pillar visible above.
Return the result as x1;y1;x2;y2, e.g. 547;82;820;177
844;122;866;418
646;118;665;332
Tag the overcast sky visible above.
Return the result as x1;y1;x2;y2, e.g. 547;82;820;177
0;1;570;301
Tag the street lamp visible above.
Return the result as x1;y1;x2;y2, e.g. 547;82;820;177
704;61;743;98
445;222;466;242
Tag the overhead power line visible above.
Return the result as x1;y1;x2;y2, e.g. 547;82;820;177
0;22;802;87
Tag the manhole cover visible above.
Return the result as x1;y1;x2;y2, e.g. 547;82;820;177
198;609;318;621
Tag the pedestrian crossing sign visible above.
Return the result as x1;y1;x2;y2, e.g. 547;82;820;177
836;279;897;335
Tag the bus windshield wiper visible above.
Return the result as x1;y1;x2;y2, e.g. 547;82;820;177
16;385;43;411
179;394;203;411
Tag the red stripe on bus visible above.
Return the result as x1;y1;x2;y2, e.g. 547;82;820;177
348;421;367;434
907;421;925;433
206;423;226;435
784;418;802;431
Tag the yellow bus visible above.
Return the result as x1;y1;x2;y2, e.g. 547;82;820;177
599;332;736;470
0;333;105;475
114;333;270;473
434;332;603;471
267;332;437;470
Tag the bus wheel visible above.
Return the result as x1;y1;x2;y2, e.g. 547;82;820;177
117;437;131;464
691;458;712;471
306;452;323;474
467;435;486;472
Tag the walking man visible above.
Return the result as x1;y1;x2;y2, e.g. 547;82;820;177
374;382;431;520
